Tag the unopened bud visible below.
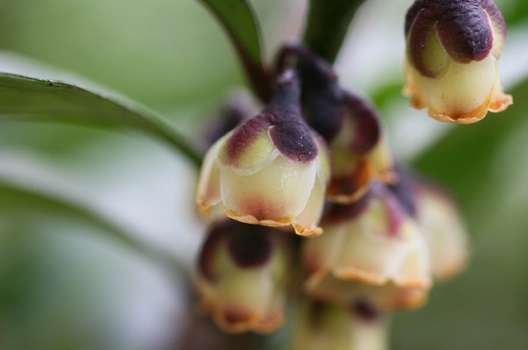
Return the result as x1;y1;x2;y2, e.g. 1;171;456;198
196;70;330;236
195;220;294;333
404;0;512;123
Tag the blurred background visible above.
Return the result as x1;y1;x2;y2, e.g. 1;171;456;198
0;0;527;349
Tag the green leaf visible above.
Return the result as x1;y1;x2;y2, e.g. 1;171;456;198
197;0;271;101
0;73;202;166
0;171;184;275
303;0;365;63
501;0;528;26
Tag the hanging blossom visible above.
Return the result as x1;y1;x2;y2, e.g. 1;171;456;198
302;182;433;311
196;70;330;236
195;219;295;333
290;299;387;350
404;0;512;124
190;1;482;339
279;44;395;204
389;168;469;280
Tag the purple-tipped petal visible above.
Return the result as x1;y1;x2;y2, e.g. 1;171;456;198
197;69;330;232
436;2;493;63
404;0;512;122
195;220;294;334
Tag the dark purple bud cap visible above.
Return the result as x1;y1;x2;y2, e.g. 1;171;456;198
298;55;345;142
224;70;319;164
198;220;276;282
227;225;273;268
436;1;493;63
266;70;319;163
343;92;381;154
406;0;498;75
294;50;380;152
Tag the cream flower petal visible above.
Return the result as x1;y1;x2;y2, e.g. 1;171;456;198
291;300;388;350
196;135;224;212
221;155;317;227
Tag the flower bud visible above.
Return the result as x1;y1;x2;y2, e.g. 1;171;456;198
414;180;469;280
324;92;394;203
302;184;431;310
387;166;469;281
197;70;330;236
292;46;394;203
290;300;387;350
194;220;294;333
404;0;512;123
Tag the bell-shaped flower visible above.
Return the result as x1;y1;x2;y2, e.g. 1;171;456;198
302;183;431;310
194;219;294;333
196;70;330;236
387;166;469;281
323;92;394;203
290;299;388;350
287;44;393;203
414;180;469;280
404;0;512;124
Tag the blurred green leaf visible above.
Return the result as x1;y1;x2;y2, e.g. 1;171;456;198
412;78;528;218
0;174;184;275
0;73;201;166
197;0;271;101
501;0;528;26
303;0;365;63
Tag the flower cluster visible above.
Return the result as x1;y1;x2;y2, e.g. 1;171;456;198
192;0;509;348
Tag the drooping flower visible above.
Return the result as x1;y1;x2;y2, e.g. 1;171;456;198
322;92;394;203
281;44;394;203
196;70;330;236
302;183;431;310
416;181;469;279
290;299;388;350
404;0;512;124
388;167;470;280
194;219;294;333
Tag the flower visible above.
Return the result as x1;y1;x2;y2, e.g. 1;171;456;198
197;70;330;236
413;180;469;280
387;166;469;280
404;0;512;124
302;183;431;310
289;44;394;203
323;92;394;203
290;299;388;350
194;220;294;333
